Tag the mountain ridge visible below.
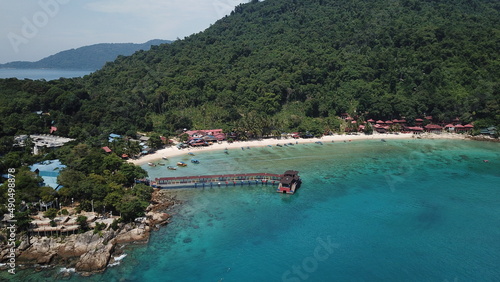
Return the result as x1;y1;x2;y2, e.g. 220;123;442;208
0;39;172;70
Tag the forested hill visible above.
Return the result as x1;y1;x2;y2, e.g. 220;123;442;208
0;39;171;70
80;0;499;134
0;0;499;140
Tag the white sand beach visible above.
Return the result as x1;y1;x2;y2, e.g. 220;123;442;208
128;132;467;165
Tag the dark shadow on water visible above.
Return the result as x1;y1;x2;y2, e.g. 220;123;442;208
416;202;442;229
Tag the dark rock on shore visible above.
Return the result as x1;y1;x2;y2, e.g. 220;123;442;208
0;189;181;276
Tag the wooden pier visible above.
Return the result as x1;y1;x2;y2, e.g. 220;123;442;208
151;173;283;189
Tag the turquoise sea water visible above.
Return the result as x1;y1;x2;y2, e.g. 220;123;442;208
4;139;500;281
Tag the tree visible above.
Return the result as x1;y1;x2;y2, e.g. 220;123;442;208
364;121;374;135
119;163;147;185
44;208;58;220
116;195;148;222
15;210;32;245
76;215;89;232
147;133;164;150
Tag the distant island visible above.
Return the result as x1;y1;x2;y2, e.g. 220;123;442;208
0;39;171;71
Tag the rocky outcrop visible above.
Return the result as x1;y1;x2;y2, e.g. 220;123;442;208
1;189;180;275
58;230;116;258
115;224;150;244
18;237;59;264
146;211;170;227
75;241;115;273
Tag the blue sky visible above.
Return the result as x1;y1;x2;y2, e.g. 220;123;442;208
0;0;248;64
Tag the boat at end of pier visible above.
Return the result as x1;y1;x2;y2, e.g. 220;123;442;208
277;170;301;194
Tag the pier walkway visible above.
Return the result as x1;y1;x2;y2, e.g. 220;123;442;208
151;173;283;189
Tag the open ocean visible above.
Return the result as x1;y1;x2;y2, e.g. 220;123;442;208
0;69;93;80
3;139;500;281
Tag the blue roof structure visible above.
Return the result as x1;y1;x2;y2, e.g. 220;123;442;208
29;159;66;190
109;134;122;143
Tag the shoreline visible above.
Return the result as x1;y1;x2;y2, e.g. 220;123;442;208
128;132;468;165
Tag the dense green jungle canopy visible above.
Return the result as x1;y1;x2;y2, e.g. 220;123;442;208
1;0;499;141
0;0;499;223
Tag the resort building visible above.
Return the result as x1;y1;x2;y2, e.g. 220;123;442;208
184;129;226;142
480;126;497;136
30;159;66;190
14;134;75;155
359;115;475;135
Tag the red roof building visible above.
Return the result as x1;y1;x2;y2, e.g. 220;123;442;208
407;127;424;133
102;146;112;153
424;124;443;132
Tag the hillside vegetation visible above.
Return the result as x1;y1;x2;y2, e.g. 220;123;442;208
0;0;499;141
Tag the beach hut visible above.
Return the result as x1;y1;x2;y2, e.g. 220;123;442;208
375;126;389;133
480;126;497;136
407;127;424;134
424;124;443;133
444;124;455;132
454;124;466;132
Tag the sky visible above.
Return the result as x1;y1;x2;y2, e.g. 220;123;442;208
0;0;249;64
